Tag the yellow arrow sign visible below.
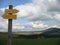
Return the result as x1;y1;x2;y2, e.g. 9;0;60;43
5;9;19;14
2;14;17;19
2;7;19;19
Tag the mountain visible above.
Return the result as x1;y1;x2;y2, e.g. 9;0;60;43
41;28;60;38
0;28;60;38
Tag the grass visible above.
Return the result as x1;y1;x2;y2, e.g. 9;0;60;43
0;38;60;45
12;38;60;45
0;32;60;45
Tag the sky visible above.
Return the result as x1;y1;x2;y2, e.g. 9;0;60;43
0;0;60;32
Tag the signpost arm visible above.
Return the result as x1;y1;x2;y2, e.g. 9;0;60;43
7;5;13;45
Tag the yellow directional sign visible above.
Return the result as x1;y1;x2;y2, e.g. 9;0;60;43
2;9;19;19
2;14;17;19
5;9;19;13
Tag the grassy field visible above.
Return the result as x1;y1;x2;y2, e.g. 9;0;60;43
0;38;60;45
0;32;60;45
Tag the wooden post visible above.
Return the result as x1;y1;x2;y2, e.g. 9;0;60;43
7;5;13;45
2;5;19;45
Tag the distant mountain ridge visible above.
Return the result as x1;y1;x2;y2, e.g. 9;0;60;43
0;28;60;38
41;28;60;38
43;28;60;33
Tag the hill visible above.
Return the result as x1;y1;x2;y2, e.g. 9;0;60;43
0;28;60;38
41;28;60;38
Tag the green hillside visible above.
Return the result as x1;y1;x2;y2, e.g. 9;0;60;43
41;28;60;37
0;32;60;45
0;38;60;45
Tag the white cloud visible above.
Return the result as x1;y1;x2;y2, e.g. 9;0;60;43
51;25;58;28
0;10;4;17
0;0;60;32
27;21;48;28
14;0;54;21
53;13;60;21
13;22;25;30
15;0;60;29
14;0;60;22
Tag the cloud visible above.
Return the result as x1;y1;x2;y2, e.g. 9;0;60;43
14;0;60;21
53;14;60;21
26;21;48;28
15;0;60;29
15;0;54;21
0;0;60;32
0;10;4;17
13;22;25;30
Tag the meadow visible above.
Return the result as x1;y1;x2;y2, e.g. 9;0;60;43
0;38;60;45
0;32;60;45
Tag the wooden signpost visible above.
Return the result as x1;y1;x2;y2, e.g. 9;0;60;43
2;5;19;45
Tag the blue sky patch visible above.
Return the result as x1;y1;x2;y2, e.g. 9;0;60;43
0;0;32;8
